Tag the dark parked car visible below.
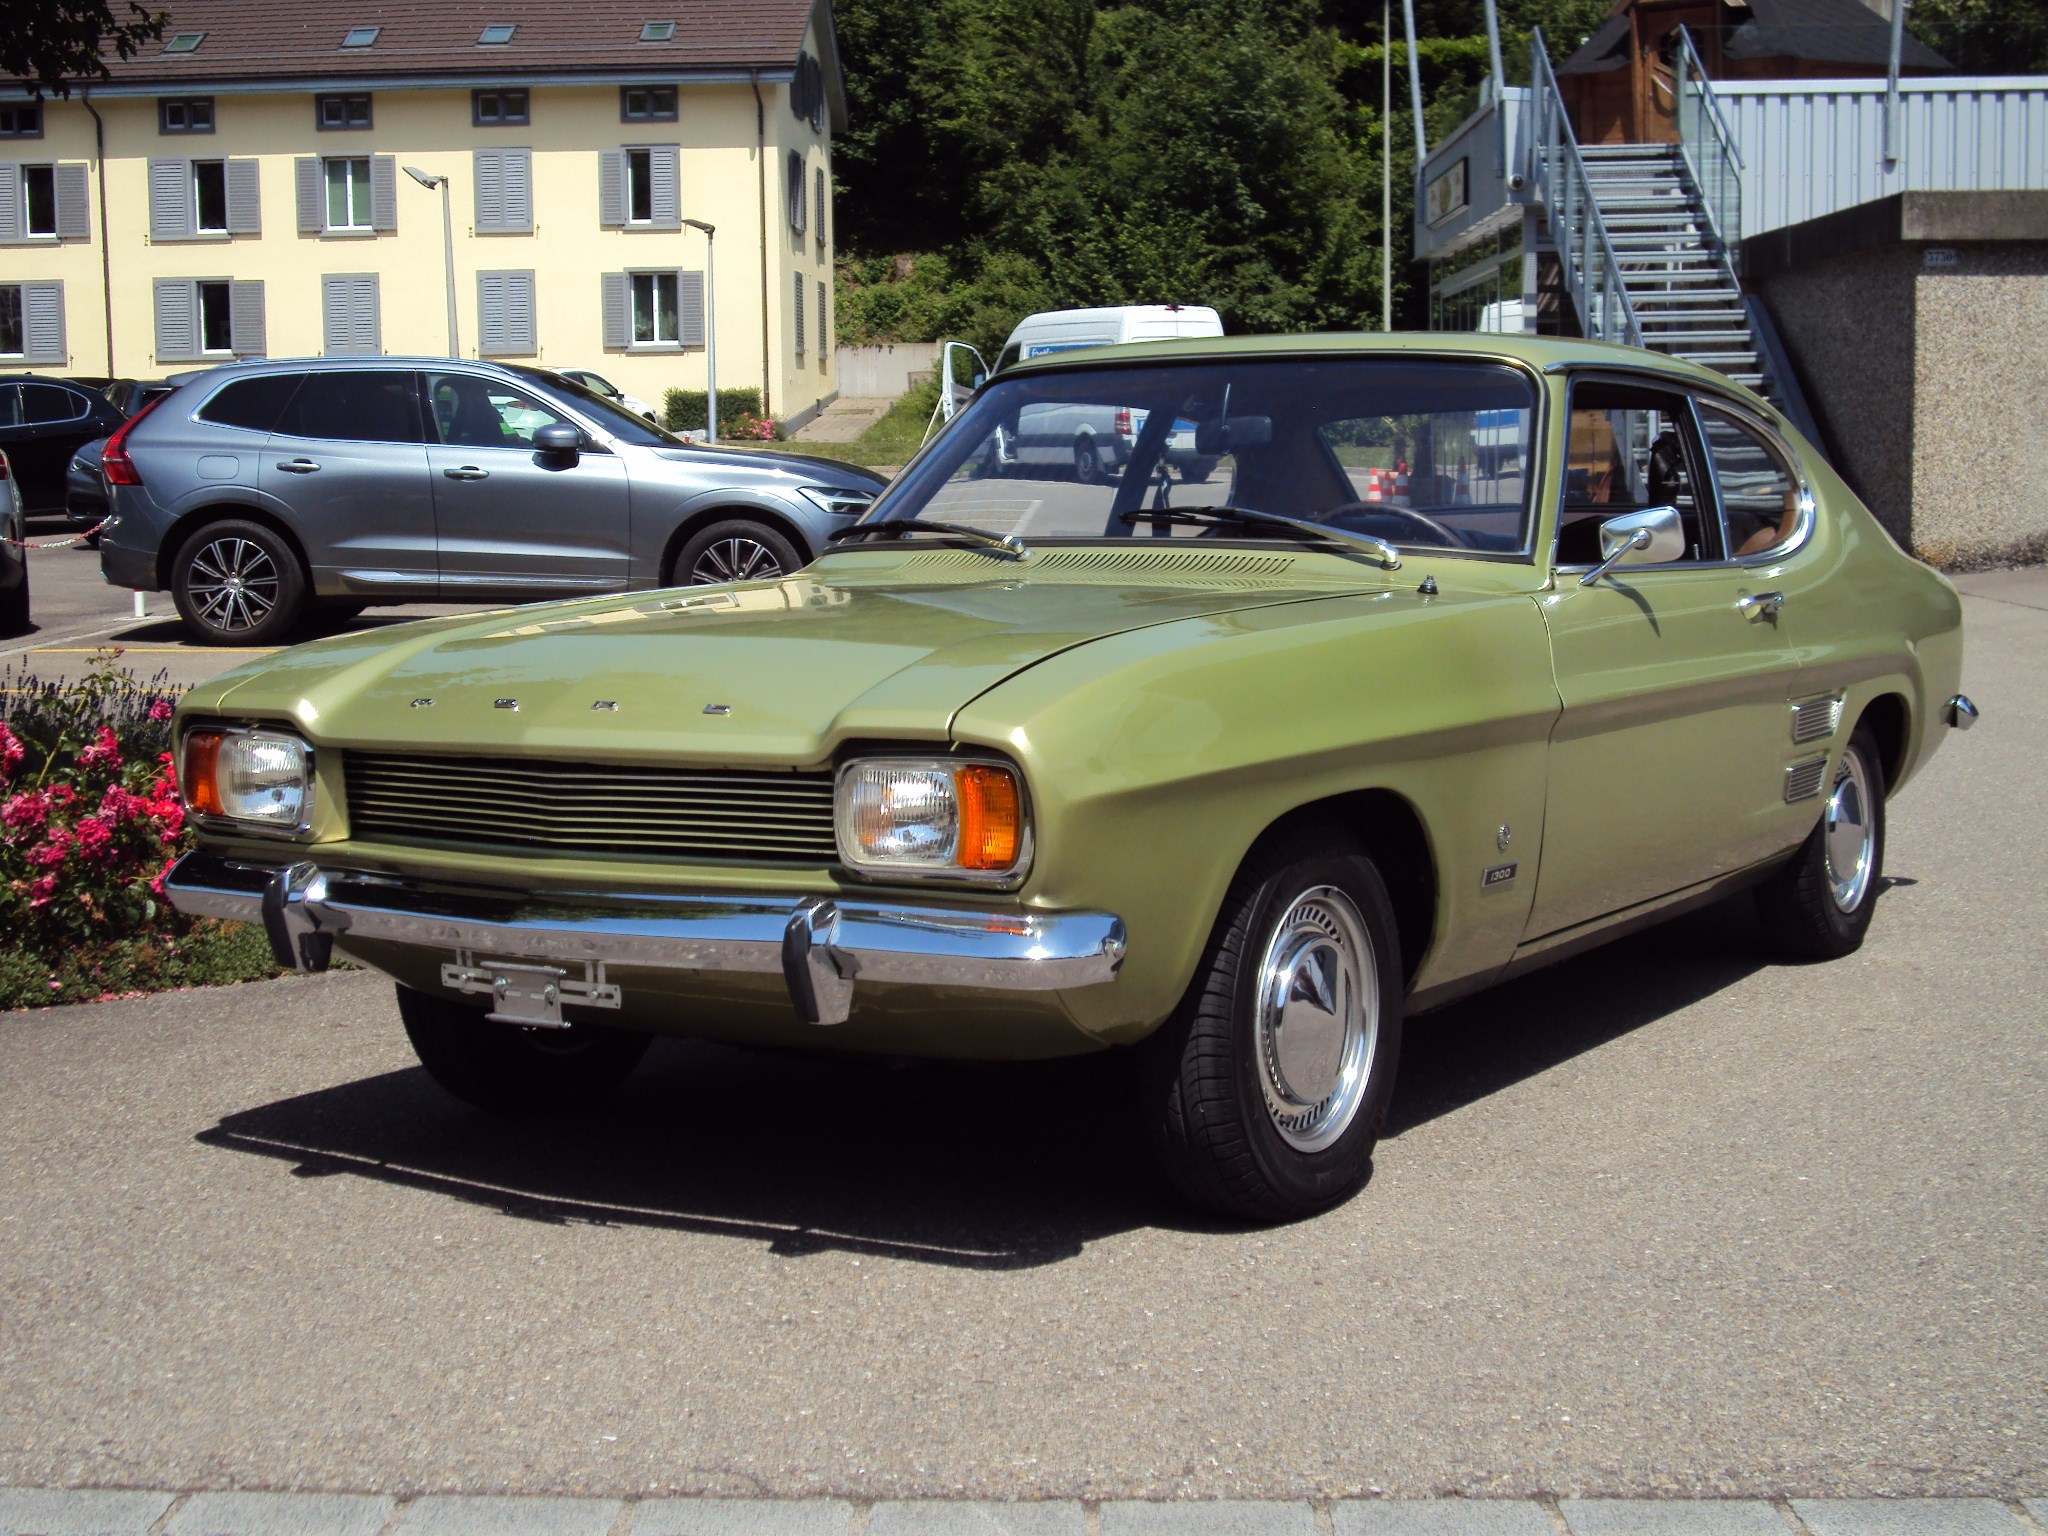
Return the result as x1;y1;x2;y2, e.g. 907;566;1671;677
0;376;124;517
99;358;885;645
0;448;29;634
65;380;175;542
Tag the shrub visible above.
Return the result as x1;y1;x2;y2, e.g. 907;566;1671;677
664;387;765;434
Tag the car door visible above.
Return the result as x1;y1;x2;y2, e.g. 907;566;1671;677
421;370;632;596
1526;376;1800;941
12;381;100;513
258;369;438;592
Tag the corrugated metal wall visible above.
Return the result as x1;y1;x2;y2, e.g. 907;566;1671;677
1718;78;2048;236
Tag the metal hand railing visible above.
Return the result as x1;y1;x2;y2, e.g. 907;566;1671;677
1527;29;1643;349
1673;26;1744;268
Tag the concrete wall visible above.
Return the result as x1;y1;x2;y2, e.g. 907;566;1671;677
833;342;938;397
1749;191;2048;568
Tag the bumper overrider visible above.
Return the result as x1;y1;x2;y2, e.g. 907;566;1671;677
163;851;1127;1027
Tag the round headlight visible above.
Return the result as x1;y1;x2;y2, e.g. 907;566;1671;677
182;726;314;831
835;758;1027;880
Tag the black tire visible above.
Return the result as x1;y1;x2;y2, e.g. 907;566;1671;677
170;518;306;646
1073;435;1105;486
1140;829;1405;1222
669;519;803;587
1180;458;1217;485
397;984;652;1116
0;556;29;637
301;598;368;636
1754;724;1887;961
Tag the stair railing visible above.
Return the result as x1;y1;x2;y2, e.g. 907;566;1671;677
1528;30;1643;350
1672;25;1745;270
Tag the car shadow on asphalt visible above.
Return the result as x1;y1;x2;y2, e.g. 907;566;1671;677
195;896;1781;1269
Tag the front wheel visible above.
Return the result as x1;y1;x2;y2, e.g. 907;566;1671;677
1140;831;1404;1221
669;519;803;587
170;519;306;646
397;985;652;1116
1754;724;1887;960
1073;435;1106;486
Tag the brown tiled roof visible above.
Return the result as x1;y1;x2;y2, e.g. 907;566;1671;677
87;0;821;86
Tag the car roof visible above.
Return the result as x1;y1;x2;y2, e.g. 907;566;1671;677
997;330;1783;421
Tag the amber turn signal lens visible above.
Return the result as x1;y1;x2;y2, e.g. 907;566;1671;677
182;730;224;818
954;764;1021;871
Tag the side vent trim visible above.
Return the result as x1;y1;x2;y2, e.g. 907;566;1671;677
1785;757;1829;802
1791;696;1843;745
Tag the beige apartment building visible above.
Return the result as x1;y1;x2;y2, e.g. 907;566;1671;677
0;0;845;428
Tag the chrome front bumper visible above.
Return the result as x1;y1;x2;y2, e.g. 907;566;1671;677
163;851;1126;1027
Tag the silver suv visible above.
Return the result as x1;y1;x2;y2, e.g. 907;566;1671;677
99;358;883;645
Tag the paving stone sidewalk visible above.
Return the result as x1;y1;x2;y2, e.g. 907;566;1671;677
2;1492;2045;1536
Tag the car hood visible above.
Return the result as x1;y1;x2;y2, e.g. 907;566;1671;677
195;558;1384;765
645;443;887;490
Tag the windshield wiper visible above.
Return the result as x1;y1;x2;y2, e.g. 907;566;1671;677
1119;507;1400;570
827;519;1031;560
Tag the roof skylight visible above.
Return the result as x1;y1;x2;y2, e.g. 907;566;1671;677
341;26;381;47
640;21;676;41
478;23;516;43
164;31;205;53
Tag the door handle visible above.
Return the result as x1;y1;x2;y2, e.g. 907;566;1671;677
442;466;490;481
1738;590;1785;618
275;458;320;474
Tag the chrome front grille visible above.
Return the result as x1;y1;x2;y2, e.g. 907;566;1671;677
344;752;839;864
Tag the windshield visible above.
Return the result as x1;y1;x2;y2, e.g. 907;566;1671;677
512;365;678;447
864;356;1538;556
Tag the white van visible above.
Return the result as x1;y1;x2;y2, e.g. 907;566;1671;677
964;305;1225;482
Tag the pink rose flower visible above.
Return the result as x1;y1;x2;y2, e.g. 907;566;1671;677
73;816;115;863
78;726;122;771
0;723;24;781
148;699;174;723
27;874;56;908
2;790;50;832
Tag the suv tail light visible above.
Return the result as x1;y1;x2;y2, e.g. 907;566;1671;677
1113;407;1132;438
101;392;168;488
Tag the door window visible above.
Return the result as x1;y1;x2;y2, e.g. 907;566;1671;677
1559;380;1716;565
274;371;422;442
1697;404;1803;558
425;372;569;451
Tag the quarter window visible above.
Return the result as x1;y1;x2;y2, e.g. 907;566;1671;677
1698;404;1803;558
631;271;679;343
325;158;372;230
621;86;677;122
473;89;529;125
159;97;214;133
20;166;56;237
316;94;373;131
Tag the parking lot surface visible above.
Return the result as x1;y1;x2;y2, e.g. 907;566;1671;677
0;568;2040;1505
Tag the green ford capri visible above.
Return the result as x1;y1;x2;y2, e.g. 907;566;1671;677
165;332;1977;1221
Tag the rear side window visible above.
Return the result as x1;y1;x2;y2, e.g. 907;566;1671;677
1697;404;1802;558
274;370;423;443
20;383;88;424
199;375;297;433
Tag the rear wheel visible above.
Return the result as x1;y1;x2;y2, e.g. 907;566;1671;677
669;519;803;587
0;555;29;637
1073;434;1106;486
1140;829;1404;1221
171;519;306;646
397;984;651;1116
1754;724;1887;960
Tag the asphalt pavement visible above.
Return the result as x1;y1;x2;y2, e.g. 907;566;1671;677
0;565;2041;1510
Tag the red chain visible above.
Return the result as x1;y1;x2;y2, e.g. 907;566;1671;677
5;518;108;551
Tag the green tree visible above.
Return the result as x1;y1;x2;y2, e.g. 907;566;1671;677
0;0;168;97
1905;0;2048;74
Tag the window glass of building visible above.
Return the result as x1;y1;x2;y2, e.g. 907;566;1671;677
21;167;56;237
197;281;232;353
325;158;371;231
625;149;653;223
0;288;21;356
630;272;678;344
193;161;227;233
159;98;213;133
317;94;372;130
621;86;677;122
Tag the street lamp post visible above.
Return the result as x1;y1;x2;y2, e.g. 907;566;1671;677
404;166;459;357
682;217;717;443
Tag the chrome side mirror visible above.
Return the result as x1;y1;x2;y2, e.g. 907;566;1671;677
1579;504;1685;587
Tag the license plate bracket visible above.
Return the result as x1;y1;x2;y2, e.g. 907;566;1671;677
439;953;622;1028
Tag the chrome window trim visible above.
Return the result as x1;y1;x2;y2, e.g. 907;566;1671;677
179;721;319;840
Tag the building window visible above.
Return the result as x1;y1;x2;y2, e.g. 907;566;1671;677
473;89;528;126
341;26;380;47
0;103;42;138
196;280;233;352
159;97;214;134
192;161;227;233
0;286;19;354
632;271;679;343
164;31;204;53
20;166;55;238
625;148;653;223
478;23;516;44
325;158;372;230
0;281;64;362
317;94;372;131
621;86;676;122
639;21;675;41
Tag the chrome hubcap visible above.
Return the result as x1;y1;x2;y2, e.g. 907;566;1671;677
1254;885;1378;1153
1823;748;1876;913
188;537;280;634
690;537;784;585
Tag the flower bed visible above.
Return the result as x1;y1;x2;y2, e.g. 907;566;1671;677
0;654;280;1009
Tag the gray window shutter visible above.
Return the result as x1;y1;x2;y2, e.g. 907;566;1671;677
793;272;804;359
54;163;89;239
677;269;705;348
295;157;322;232
369;156;396;232
225;159;261;234
601;271;628;349
229;279;266;356
22;281;64;363
598;149;625;228
0;164;18;243
818;278;827;359
154;277;197;362
786;151;805;233
478;269;535;355
649;145;679;230
475;149;532;234
149;158;192;241
815;167;826;251
502;149;532;232
474;149;503;231
322;273;379;354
